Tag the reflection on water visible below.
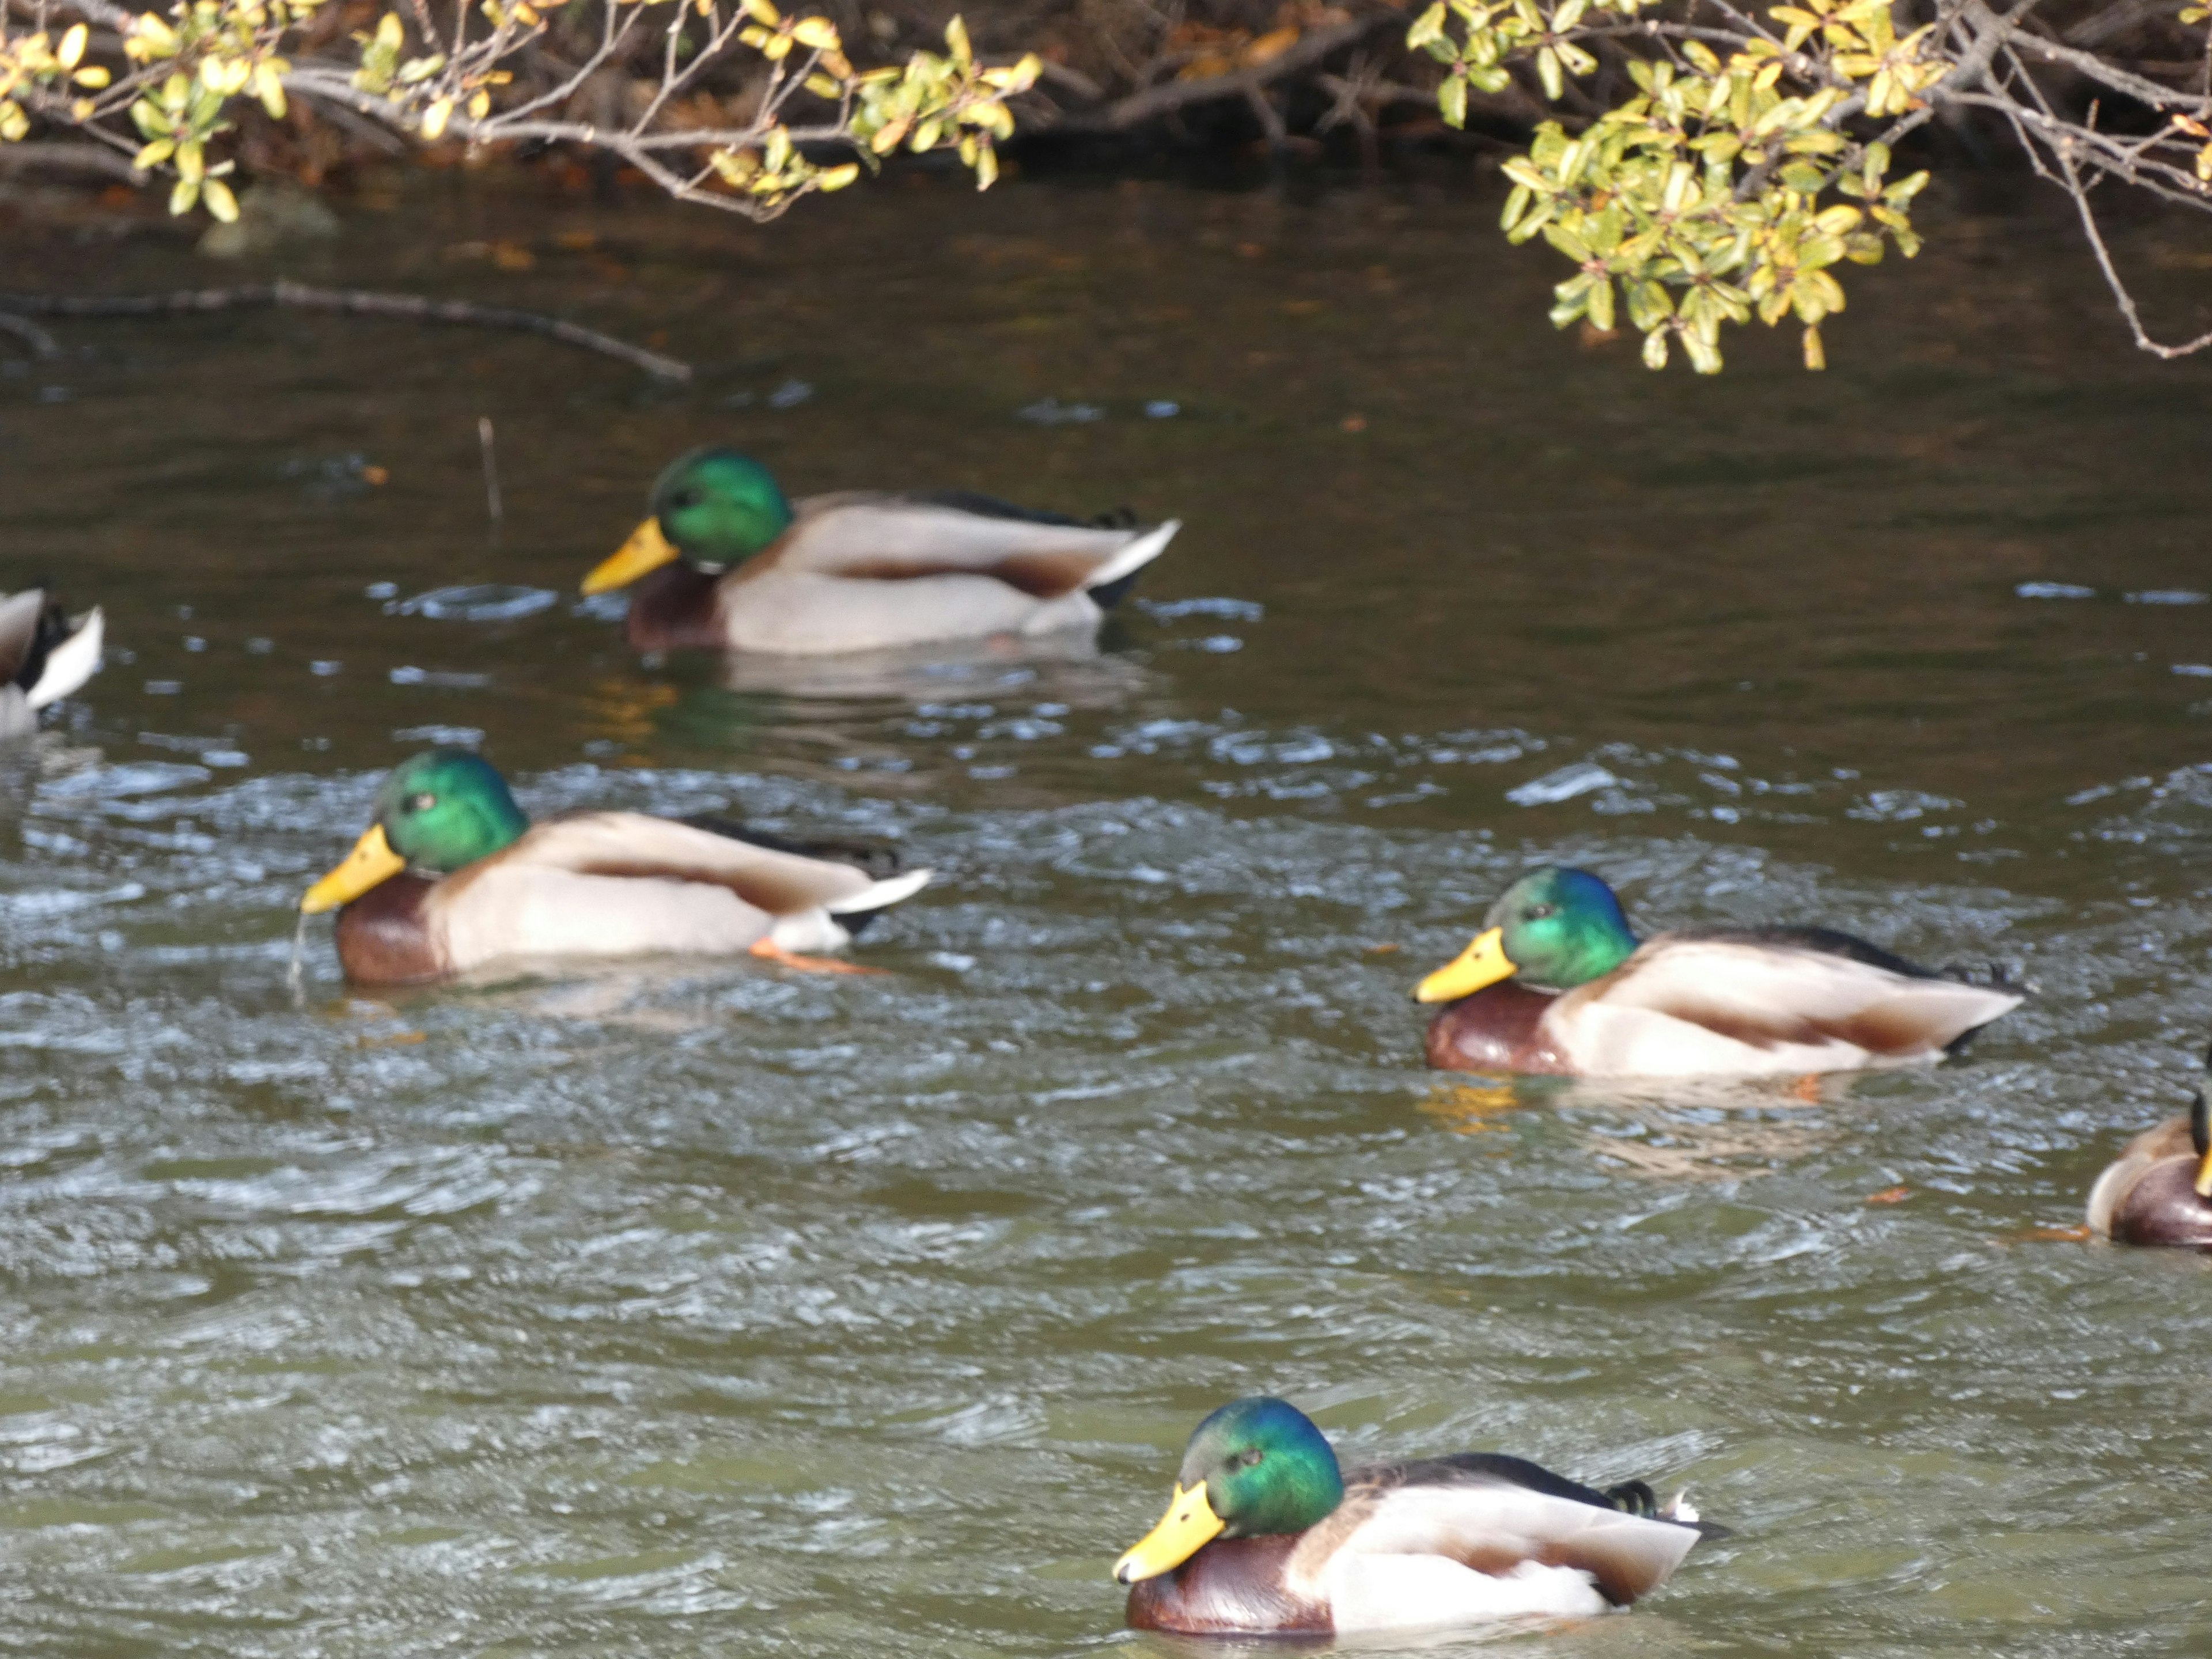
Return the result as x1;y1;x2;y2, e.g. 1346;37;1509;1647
4;168;2212;1657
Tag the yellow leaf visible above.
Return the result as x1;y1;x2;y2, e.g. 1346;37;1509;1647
203;176;238;221
422;95;454;138
817;161;859;189
58;22;88;67
790;15;838;49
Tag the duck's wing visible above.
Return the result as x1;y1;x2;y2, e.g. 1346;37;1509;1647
764;493;1178;601
1305;1456;1709;1626
1550;934;2022;1075
500;813;930;918
2086;1115;2196;1236
429;813;930;970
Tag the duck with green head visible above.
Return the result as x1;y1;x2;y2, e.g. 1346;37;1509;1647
581;447;1180;657
1114;1396;1718;1635
2086;1045;2212;1249
300;747;930;985
1415;865;2021;1077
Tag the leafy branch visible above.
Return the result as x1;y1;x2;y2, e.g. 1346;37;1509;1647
1408;0;2212;369
0;0;1038;222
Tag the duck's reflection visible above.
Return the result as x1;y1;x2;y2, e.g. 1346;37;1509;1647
1418;1074;1840;1181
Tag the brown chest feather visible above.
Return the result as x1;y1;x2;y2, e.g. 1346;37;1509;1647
1124;1535;1332;1635
2112;1162;2212;1248
623;563;728;651
1425;982;1572;1075
335;874;448;986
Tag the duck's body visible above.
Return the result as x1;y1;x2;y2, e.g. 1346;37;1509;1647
0;588;104;738
1418;870;2020;1079
586;454;1178;657
303;751;928;986
1116;1399;1717;1639
2086;1057;2212;1248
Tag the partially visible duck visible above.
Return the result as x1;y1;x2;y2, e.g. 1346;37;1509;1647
1417;866;2021;1077
2086;1047;2212;1248
581;448;1178;656
0;587;103;738
300;747;930;985
1114;1396;1719;1635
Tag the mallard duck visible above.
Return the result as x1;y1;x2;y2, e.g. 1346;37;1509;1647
0;587;103;739
1416;866;2021;1077
2086;1047;2212;1248
299;747;930;985
581;448;1179;656
1113;1397;1718;1635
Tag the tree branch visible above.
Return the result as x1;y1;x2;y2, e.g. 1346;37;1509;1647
0;281;692;379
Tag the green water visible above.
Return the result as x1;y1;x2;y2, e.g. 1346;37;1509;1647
3;166;2211;1657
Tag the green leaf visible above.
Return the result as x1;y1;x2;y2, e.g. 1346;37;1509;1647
1438;74;1468;127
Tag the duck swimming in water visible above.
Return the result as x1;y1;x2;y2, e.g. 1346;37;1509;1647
2086;1046;2212;1249
581;448;1179;657
1416;866;2021;1077
1114;1396;1719;1635
0;587;103;739
300;748;929;986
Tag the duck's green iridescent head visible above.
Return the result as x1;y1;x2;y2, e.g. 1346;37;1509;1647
1114;1397;1346;1583
580;448;795;595
300;748;530;914
1415;865;1640;1002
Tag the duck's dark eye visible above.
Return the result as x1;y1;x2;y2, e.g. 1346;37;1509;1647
669;488;703;510
1238;1449;1265;1468
1526;903;1555;920
407;792;437;813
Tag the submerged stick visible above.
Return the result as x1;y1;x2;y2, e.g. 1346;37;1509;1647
0;311;59;358
478;414;503;540
0;279;691;381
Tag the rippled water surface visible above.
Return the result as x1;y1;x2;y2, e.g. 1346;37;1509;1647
4;168;2212;1657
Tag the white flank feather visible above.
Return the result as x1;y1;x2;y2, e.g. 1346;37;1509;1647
26;607;104;709
1321;1555;1611;1632
824;866;933;914
1081;518;1180;592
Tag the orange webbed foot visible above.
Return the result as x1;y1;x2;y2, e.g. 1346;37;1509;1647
748;938;887;976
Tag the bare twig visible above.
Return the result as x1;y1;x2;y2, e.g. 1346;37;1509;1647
0;139;146;181
2051;134;2212;359
1048;15;1395;132
0;281;692;379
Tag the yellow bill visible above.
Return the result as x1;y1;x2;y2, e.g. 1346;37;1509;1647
2195;1142;2212;1199
1114;1480;1224;1584
1414;925;1518;1004
301;823;406;915
581;517;680;595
